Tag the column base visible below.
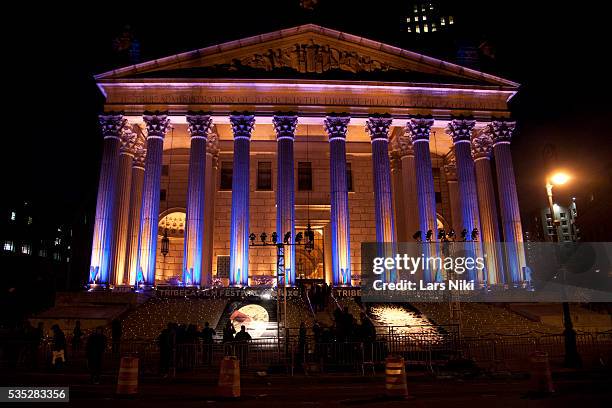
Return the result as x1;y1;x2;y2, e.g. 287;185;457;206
87;283;108;292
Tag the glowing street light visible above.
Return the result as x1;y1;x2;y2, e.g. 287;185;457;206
550;172;570;186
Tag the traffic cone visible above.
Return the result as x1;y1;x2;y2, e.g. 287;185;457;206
218;356;240;398
529;351;554;395
385;355;409;399
116;356;139;396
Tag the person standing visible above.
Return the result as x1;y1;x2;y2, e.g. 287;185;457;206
234;325;252;367
86;327;107;384
222;321;236;356
72;320;83;355
201;322;215;365
51;325;66;369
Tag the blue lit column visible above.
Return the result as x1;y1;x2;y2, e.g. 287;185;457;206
446;118;483;284
366;116;396;282
229;113;255;287
487;120;526;285
89;113;125;288
183;113;212;286
406;117;438;283
324;115;351;287
472;130;505;286
273;114;298;287
136;112;170;288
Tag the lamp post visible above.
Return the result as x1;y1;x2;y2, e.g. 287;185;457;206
249;228;315;341
545;172;581;368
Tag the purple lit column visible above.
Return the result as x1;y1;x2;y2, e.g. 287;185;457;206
273;114;298;287
89;113;125;288
406;117;437;282
486;120;526;285
202;132;219;287
110;124;138;287
398;135;419;239
471;130;505;285
366;116;396;282
324;115;352;287
446;118;483;283
125;140;146;286
183;113;213;286
136;112;170;287
229;113;255;287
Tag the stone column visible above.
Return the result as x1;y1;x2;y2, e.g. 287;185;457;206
202;131;219;287
443;150;461;235
274;114;298;287
366;116;396;282
406;117;438;282
110;124;138;287
324;115;352;286
390;150;407;243
446;118;483;283
486;120;526;285
472;129;505;286
124;138;146;286
229;113;255;287
136;112;170;287
89;113;125;288
183;113;213;286
398;135;419;240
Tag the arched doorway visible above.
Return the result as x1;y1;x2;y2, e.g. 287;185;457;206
155;209;186;284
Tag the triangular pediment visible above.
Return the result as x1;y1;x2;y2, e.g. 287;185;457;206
95;24;518;88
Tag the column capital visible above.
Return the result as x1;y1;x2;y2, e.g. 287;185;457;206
206;130;220;157
324;114;350;141
484;119;516;145
398;134;414;157
443;149;457;179
405;116;434;144
471;129;494;160
229;112;255;140
99;112;126;140
119;124;139;155
446;117;476;145
366;115;392;141
133;145;147;169
186;112;212;138
143;111;170;139
272;113;298;140
390;150;402;170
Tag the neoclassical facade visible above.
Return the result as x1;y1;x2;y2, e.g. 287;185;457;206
88;24;525;289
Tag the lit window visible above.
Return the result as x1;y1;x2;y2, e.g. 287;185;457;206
441;17;446;26
3;241;14;252
415;16;419;21
257;161;272;191
21;243;31;255
407;26;412;32
53;252;61;261
27;216;33;225
298;162;313;191
416;25;421;33
413;5;418;13
55;237;61;246
424;24;429;32
406;17;411;22
421;5;426;12
429;3;434;10
66;257;70;263
10;211;16;221
449;16;454;24
431;23;437;32
422;15;427;21
38;248;47;258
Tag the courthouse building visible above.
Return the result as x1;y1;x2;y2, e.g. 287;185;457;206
89;24;525;290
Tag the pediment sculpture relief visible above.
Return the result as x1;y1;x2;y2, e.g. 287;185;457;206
213;40;399;74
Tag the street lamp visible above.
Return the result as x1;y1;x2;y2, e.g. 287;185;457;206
545;171;581;368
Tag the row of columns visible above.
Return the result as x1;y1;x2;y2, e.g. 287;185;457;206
89;111;525;289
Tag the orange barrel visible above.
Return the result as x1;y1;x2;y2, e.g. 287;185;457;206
529;351;554;394
218;356;240;398
116;356;139;395
385;355;408;398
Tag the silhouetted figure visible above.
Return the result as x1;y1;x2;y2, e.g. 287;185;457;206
72;320;83;354
86;327;107;384
234;325;251;367
222;321;236;356
51;324;66;369
201;322;215;365
158;323;174;377
111;319;122;355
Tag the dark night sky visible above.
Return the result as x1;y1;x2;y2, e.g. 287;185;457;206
4;1;611;228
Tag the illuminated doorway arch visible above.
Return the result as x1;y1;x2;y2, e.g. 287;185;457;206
156;208;186;284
